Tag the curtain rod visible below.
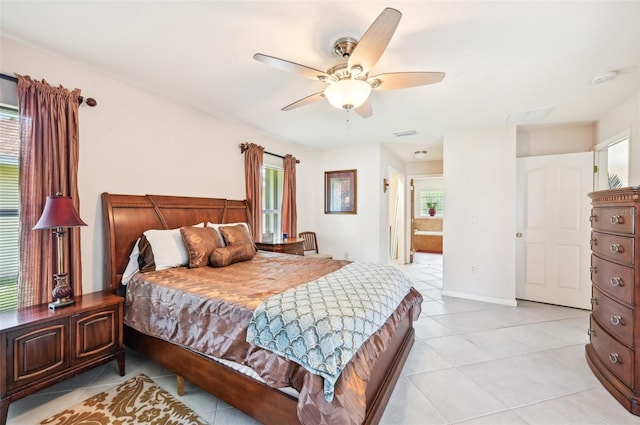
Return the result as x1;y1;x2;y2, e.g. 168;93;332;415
239;142;300;163
0;73;98;107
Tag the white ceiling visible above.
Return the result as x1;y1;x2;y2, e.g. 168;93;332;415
1;1;639;162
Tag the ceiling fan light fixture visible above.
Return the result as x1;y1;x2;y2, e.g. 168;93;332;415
324;79;371;110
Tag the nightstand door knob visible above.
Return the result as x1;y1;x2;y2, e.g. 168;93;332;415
609;353;620;364
611;315;623;326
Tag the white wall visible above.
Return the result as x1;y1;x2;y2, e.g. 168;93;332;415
1;37;314;293
597;92;640;185
516;123;595;157
309;144;385;262
442;126;517;305
406;160;443;176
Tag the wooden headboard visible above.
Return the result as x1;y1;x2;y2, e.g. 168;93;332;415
101;192;251;294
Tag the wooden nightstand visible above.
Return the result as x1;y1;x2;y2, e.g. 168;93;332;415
0;291;124;424
255;238;305;256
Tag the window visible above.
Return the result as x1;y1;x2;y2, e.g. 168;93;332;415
419;190;445;217
0;105;19;311
607;137;629;188
262;165;283;238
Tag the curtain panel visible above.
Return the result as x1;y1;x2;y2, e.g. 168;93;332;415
281;154;297;237
244;143;264;239
17;75;83;308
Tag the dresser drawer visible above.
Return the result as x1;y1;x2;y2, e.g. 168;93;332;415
591;254;634;305
590;316;633;388
592;286;634;346
591;231;634;266
591;207;635;235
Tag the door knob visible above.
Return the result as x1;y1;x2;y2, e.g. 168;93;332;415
516;232;523;238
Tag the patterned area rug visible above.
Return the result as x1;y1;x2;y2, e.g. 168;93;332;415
39;374;208;425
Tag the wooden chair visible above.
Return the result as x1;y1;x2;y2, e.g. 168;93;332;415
299;231;332;259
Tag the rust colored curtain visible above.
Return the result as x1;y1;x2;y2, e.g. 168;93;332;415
281;154;297;237
17;75;83;308
244;143;264;239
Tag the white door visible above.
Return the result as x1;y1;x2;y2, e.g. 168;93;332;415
388;168;405;265
516;152;593;309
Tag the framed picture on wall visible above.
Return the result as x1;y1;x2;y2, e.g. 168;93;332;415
324;169;357;214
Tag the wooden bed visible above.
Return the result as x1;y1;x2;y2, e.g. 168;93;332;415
101;192;416;425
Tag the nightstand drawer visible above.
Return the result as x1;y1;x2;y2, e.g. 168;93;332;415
6;318;68;392
71;304;121;365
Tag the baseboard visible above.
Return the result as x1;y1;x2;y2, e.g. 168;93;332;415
440;289;518;307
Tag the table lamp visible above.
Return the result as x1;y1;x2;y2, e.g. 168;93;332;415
33;193;87;309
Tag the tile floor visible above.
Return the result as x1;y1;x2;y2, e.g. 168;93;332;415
7;253;640;424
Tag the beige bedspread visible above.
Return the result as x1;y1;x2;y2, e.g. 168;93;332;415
124;251;422;425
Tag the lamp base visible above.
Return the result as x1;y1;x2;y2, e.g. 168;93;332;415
49;298;75;310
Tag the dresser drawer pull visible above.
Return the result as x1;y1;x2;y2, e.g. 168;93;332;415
610;243;623;253
589;213;597;223
587;328;594;336
590;297;597;305
609;353;620;364
590;237;597;248
590;265;597;273
610;277;623;287
611;315;623;326
610;215;625;224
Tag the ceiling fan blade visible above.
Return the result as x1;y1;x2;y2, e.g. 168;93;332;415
254;53;329;81
370;72;445;90
348;8;401;75
282;92;325;111
355;98;373;118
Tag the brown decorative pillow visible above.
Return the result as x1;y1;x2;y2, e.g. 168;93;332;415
209;243;256;268
180;227;223;268
219;224;255;247
137;235;156;272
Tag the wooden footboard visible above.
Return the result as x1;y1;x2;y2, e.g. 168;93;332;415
124;308;415;425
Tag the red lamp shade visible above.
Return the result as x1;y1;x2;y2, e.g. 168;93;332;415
33;195;87;229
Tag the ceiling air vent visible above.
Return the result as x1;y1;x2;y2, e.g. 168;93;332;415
393;130;417;137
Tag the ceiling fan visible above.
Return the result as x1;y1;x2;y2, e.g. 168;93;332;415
254;7;445;118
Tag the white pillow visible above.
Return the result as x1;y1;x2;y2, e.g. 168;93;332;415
121;238;141;285
207;222;251;247
142;228;189;270
120;222;205;284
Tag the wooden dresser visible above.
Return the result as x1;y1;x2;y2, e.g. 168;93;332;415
586;186;640;414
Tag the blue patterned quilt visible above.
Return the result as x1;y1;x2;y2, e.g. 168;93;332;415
246;261;413;401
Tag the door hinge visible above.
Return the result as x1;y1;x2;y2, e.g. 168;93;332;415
593;165;598;173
